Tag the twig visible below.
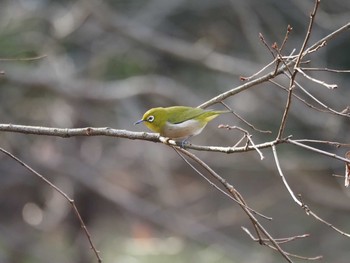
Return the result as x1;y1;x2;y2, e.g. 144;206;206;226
298;195;350;238
240;58;277;81
291;0;321;85
300;67;350;73
198;22;350;109
276;0;321;140
218;125;265;160
220;101;272;133
280;25;293;52
242;227;311;244
296;68;338;89
345;151;350;187
272;145;302;206
292;79;349;117
242;227;322;260
172;147;272;220
272;143;350;238
287;138;350;164
0;147;102;262
292;139;350;148
269;79;343;115
276;81;293;139
259;33;277;59
174;147;294;262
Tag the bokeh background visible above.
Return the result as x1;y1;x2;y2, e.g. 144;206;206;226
0;0;350;262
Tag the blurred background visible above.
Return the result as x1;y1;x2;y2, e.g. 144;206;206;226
0;0;350;262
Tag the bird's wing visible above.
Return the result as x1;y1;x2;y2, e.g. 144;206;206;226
167;107;205;124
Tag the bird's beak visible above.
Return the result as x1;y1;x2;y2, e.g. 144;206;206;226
134;119;144;125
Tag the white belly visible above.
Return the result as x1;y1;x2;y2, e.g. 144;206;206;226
161;120;206;139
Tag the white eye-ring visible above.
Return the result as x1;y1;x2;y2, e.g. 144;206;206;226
147;115;155;122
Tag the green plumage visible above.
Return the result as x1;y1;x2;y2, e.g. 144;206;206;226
165;106;226;124
135;106;228;145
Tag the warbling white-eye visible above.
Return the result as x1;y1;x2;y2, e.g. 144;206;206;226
134;106;227;146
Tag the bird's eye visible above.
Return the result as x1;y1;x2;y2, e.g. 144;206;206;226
147;115;155;122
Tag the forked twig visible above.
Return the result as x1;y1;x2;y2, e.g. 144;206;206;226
242;227;322;260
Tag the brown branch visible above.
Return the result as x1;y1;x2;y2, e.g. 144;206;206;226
287;138;350;164
172;147;271;220
296;68;338;89
198;21;349;110
242;227;322;261
272;143;350;238
276;77;294;139
269;79;345;115
292;0;321;84
174;147;294;262
220;101;272;134
298;195;350;238
0;147;102;263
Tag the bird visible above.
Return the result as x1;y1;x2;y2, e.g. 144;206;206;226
134;106;228;147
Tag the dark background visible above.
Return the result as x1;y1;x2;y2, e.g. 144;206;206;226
0;0;350;262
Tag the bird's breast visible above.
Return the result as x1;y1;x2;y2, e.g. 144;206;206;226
161;119;206;139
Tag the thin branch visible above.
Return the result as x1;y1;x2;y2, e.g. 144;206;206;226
259;33;277;59
287;138;350;164
298;195;350;238
172;147;272;220
296;68;338;89
292;139;350;148
242;227;311;244
276;79;294;139
240;58;277;81
272;144;350;238
0;147;102;263
269;79;341;115
277;0;320;139
272;145;302;206
300;67;350;73
292;0;321;83
220;101;272;133
242;227;322;260
198;22;350;109
280;25;293;52
174;147;294;262
345;151;350;187
218;124;265;160
305;22;350;54
292;78;349;117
